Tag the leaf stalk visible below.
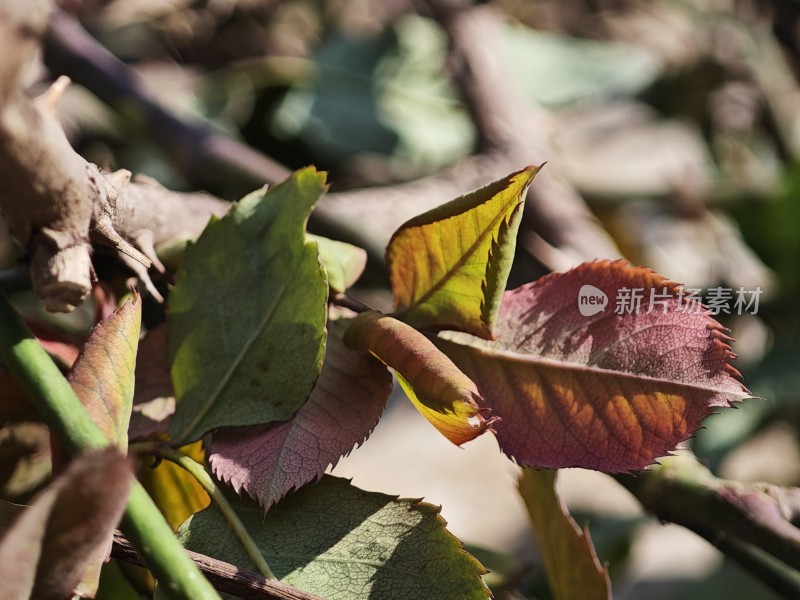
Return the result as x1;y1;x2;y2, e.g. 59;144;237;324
133;441;277;580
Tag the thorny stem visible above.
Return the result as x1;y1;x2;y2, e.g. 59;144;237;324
132;440;277;580
617;452;800;595
0;291;220;600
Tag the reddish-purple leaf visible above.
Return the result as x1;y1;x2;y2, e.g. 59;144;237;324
436;260;751;472
130;323;174;441
0;448;133;600
209;313;392;510
133;323;172;406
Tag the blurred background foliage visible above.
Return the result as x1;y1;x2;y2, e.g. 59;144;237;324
4;0;800;598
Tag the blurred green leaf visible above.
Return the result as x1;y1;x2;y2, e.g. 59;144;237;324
271;16;475;173
501;26;660;108
308;234;366;293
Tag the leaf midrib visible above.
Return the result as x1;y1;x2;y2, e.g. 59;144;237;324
175;280;292;443
442;341;751;400
401;195;520;320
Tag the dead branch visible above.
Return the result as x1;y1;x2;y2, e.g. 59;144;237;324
43;4;622;271
0;0;155;312
111;531;325;600
44;10;291;190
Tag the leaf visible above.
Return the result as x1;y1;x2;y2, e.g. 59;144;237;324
68;295;141;449
0;368;40;424
0;448;133;600
308;234;367;293
130;324;174;441
344;310;495;445
25;320;81;370
387;165;539;338
139;440;210;531
501;25;659;108
270;16;475;172
176;475;490;600
436;260;752;472
133;324;172;407
519;469;611;600
95;560;144;600
209;312;392;509
168;168;329;442
0;423;51;499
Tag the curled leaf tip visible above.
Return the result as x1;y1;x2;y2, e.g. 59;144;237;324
345;310;490;446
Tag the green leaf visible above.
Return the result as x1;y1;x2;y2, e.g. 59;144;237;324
519;469;611;600
308;234;367;293
168;168;329;443
501;25;660;108
68;295;141;449
0;448;133;600
269;15;475;173
387;165;539;339
176;475;490;600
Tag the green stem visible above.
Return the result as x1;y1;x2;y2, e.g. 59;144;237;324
0;291;220;600
133;441;277;580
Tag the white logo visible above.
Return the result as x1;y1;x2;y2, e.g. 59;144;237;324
578;285;608;316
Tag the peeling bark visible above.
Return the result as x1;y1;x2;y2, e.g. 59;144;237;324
0;1;229;312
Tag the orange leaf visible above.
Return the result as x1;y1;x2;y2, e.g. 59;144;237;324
344;310;494;445
139;440;210;531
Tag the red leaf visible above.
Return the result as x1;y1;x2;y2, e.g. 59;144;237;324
209;313;392;510
436;260;751;472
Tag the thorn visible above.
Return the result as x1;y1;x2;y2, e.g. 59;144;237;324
36;76;71;116
105;169;133;193
132;230;166;274
92;217;152;269
120;253;164;303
